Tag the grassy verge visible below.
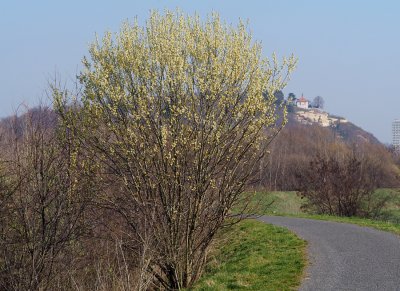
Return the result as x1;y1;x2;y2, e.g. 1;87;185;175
240;191;304;215
191;219;306;290
248;190;400;236
289;214;400;236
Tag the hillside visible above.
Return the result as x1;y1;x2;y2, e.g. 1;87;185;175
287;105;381;145
334;121;381;145
262;105;399;191
0;107;57;139
0;105;382;147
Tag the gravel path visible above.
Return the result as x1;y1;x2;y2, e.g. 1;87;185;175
258;216;400;291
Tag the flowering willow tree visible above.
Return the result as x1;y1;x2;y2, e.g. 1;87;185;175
54;10;296;290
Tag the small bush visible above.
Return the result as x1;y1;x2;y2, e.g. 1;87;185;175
296;147;389;217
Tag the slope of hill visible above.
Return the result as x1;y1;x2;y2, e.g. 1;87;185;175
287;106;381;145
334;121;381;145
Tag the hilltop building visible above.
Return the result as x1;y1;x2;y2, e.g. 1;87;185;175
392;119;400;149
296;95;309;109
287;93;348;128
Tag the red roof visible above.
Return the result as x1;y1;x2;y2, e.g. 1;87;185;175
298;95;308;102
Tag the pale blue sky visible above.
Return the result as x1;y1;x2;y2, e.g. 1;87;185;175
1;0;399;142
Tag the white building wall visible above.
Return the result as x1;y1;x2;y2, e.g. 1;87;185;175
296;101;309;109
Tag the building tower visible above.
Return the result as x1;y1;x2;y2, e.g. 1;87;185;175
392;119;400;149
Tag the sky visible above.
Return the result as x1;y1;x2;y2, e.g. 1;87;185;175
1;0;399;143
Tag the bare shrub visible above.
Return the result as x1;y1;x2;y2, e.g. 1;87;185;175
67;236;154;291
0;107;93;290
296;145;385;217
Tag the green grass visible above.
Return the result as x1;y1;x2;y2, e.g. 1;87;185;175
291;214;400;236
241;191;304;215
371;188;400;223
245;190;400;236
191;219;306;290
